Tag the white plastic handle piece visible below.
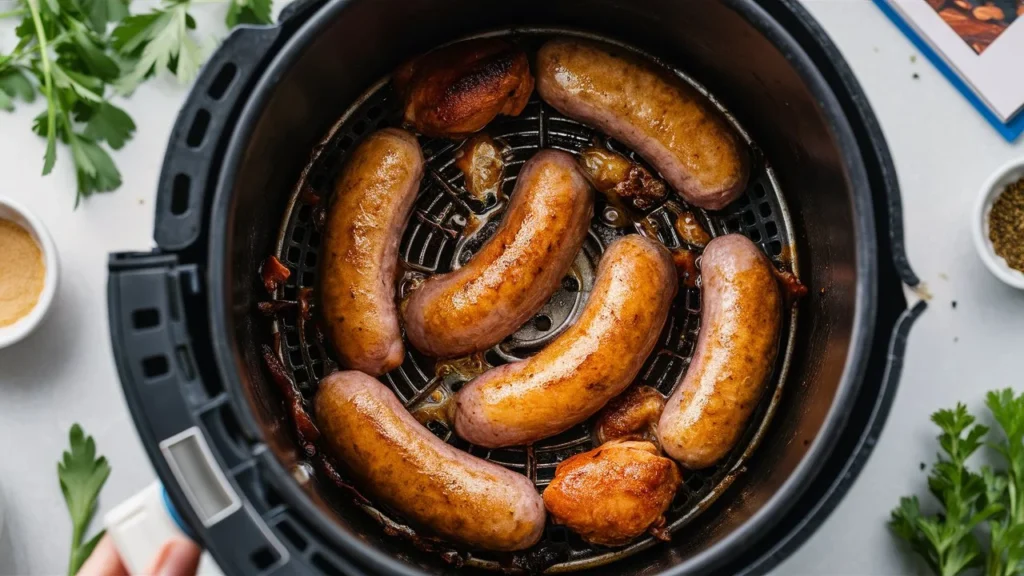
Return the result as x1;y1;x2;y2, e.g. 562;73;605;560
103;482;189;574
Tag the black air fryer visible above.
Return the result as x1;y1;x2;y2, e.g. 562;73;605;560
108;0;925;574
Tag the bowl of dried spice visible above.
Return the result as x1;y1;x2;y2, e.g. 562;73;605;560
974;159;1024;290
0;197;59;349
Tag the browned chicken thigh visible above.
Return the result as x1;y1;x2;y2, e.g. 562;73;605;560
543;440;682;546
394;38;534;138
594;385;667;445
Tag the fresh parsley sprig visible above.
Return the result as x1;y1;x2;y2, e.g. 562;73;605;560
58;423;111;576
891;389;1024;576
0;0;273;205
2;0;135;205
984;390;1024;576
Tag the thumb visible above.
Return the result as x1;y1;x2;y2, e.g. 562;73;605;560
145;538;202;576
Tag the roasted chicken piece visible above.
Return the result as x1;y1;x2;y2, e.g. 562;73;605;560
393;38;534;138
543;440;681;546
594;385;666;445
454;133;506;202
578;146;667;211
673;209;711;248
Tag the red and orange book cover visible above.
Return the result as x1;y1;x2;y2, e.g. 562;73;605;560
875;0;1024;140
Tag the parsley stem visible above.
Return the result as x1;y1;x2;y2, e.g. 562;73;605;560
25;0;57;172
0;8;27;18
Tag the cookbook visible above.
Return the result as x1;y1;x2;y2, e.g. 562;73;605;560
874;0;1024;141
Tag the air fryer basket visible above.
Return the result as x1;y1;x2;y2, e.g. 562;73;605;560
107;0;917;575
266;29;799;572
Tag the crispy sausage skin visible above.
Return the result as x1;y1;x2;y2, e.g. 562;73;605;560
403;150;593;358
658;234;782;469
320;129;424;376
315;371;545;551
536;39;749;210
394;38;534;139
454;235;677;448
542;440;681;546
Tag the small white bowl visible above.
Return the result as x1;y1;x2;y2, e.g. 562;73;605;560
0;197;59;349
973;158;1024;290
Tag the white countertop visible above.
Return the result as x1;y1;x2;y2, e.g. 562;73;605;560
1;1;1023;574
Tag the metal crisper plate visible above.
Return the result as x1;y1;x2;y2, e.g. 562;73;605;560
271;31;799;573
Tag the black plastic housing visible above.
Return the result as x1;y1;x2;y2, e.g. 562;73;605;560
108;1;923;574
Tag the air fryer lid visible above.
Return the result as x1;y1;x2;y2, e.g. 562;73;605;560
106;0;919;575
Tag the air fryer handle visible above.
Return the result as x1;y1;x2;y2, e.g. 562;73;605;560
154;0;325;252
107;253;302;575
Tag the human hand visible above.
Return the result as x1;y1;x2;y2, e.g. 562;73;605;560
78;534;201;576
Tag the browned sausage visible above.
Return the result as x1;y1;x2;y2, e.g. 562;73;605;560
658;234;782;468
320;129;423;376
315;371;545;551
454;235;677;447
403;150;593;358
536;38;749;210
542;440;681;546
393;38;534;138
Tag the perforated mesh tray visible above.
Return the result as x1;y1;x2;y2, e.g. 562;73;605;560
269;30;799;573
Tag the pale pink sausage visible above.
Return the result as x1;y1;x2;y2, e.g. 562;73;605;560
658;234;782;468
403;150;593;358
536;38;749;210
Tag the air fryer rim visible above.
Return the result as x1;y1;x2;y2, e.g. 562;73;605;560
206;0;878;574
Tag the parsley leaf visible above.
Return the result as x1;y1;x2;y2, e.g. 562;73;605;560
3;0;271;203
83;100;134;149
79;0;129;34
892;392;1024;576
71;134;122;201
58;423;111;576
985;389;1024;576
113;1;205;93
226;0;272;28
6;0;128;204
0;67;36;111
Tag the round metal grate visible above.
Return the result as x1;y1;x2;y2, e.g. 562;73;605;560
271;30;799;573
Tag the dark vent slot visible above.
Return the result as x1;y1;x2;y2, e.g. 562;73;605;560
171;174;190;215
199;402;248;465
175;346;195;380
186;109;211;148
265;484;285;509
275;520;307;552
132;308;160;330
311;553;346;576
250;546;278;570
142;355;169;379
207;63;237;100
